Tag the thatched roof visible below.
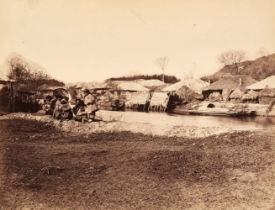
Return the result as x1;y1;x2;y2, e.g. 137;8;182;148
203;75;257;91
37;84;66;91
135;79;164;87
229;88;244;99
116;82;149;91
246;75;275;90
242;90;259;100
162;78;209;93
259;88;275;97
66;81;107;89
149;84;170;91
175;85;203;101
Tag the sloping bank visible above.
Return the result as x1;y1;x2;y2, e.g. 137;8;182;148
0;111;263;138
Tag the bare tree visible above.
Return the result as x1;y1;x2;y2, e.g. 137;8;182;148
6;54;52;90
218;50;246;66
155;56;169;83
217;50;247;74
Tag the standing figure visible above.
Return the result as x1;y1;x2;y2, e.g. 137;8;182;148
60;97;73;121
53;96;62;119
83;89;96;122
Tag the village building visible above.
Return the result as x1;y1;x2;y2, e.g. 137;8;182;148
36;84;67;98
246;75;275;104
202;75;257;102
0;79;16;113
110;81;150;111
241;90;259;103
258;88;275;104
161;78;208;105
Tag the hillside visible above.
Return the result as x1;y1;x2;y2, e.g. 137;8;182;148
201;53;275;82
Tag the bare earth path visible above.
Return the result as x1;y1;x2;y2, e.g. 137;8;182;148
0;118;275;209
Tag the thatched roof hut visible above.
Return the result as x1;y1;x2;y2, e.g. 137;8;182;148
246;75;275;90
202;75;257;101
203;75;257;92
258;88;275;104
241;90;259;101
175;86;203;102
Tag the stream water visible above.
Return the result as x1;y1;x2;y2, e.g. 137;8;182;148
98;110;275;131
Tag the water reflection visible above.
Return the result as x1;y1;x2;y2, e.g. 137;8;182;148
236;116;275;127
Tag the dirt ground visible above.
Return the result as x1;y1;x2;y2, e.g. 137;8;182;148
0;118;275;210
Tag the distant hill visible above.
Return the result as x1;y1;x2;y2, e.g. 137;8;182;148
201;53;275;82
107;74;180;84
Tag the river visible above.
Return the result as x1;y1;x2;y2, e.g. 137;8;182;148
98;110;275;131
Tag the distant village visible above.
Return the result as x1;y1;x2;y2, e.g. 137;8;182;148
0;53;275;118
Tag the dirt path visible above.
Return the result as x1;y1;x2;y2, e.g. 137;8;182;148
0;118;275;209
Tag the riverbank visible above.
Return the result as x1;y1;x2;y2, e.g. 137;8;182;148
174;101;275;117
0;118;274;209
2;111;273;138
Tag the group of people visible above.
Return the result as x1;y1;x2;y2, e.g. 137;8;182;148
41;89;99;122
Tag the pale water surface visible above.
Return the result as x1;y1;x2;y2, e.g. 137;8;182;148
98;110;275;131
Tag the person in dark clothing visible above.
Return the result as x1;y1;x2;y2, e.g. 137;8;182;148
59;98;73;121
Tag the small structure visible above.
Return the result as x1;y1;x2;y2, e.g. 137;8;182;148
149;92;170;112
14;90;38;112
258;88;275;104
102;81;150;111
115;82;149;111
175;86;203;102
125;91;150;110
202;75;257;101
246;75;275;105
0;79;16;113
37;84;67;98
161;78;207;106
241;90;259;103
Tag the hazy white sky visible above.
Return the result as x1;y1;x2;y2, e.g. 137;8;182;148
1;0;275;82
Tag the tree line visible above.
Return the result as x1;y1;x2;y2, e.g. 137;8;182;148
107;74;180;84
6;54;64;91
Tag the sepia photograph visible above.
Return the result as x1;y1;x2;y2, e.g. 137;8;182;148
0;0;275;209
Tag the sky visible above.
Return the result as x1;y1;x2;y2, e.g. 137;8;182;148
0;0;275;82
